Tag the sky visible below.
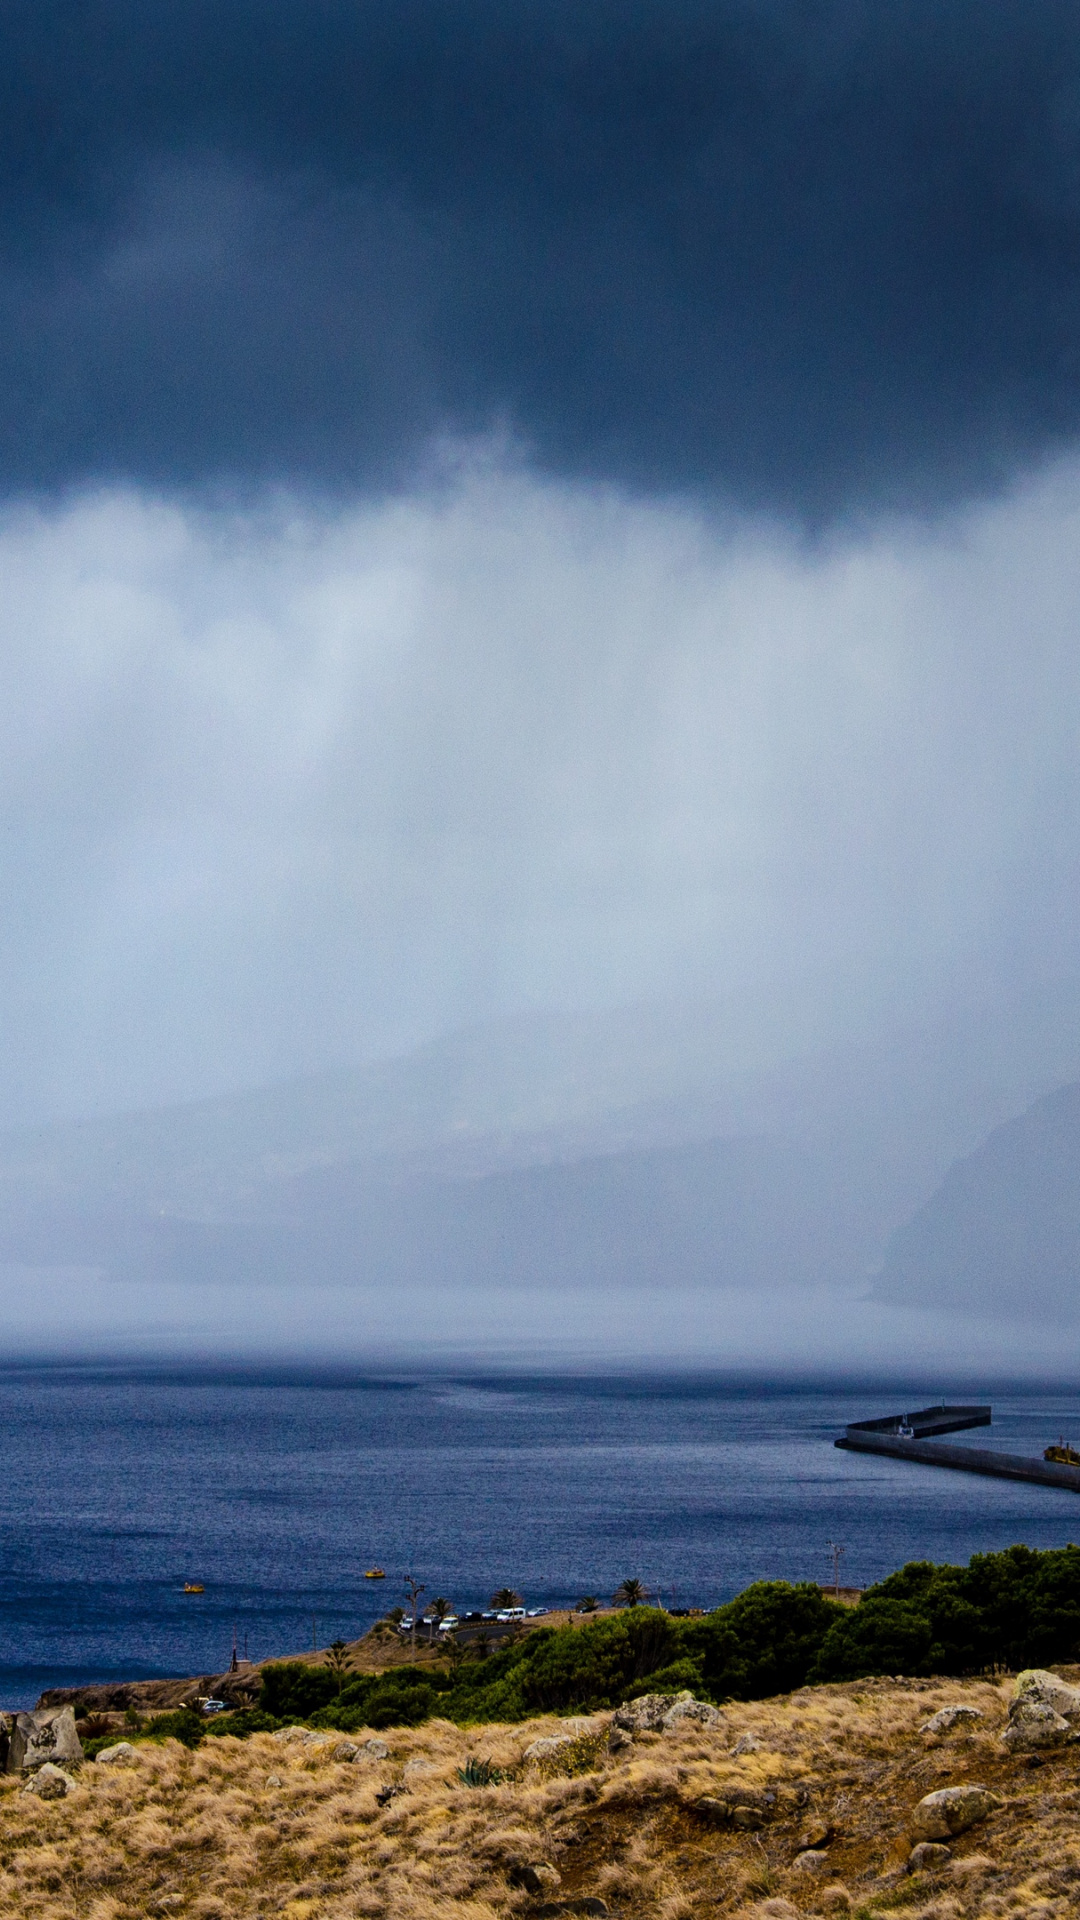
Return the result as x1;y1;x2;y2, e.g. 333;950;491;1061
5;3;1080;1362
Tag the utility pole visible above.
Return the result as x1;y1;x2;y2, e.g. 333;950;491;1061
827;1542;846;1597
404;1574;426;1661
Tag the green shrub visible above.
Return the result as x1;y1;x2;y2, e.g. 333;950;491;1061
143;1707;207;1748
686;1581;840;1701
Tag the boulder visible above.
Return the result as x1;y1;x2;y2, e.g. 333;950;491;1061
524;1734;576;1760
300;1731;332;1749
359;1738;390;1760
95;1742;138;1766
1012;1669;1080;1720
333;1740;360;1762
691;1788;774;1829
792;1851;829;1873
733;1806;767;1830
403;1758;437;1782
1001;1701;1074;1750
693;1796;731;1824
611;1692;681;1734
21;1762;75;1799
607;1726;633;1754
611;1689;719;1736
265;1773;282;1787
910;1785;1000;1840
908;1842;952;1871
7;1707;83;1774
271;1726;309;1744
920;1706;982;1734
798;1819;832;1850
733;1732;761;1755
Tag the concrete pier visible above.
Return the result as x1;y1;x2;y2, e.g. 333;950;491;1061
835;1403;1080;1493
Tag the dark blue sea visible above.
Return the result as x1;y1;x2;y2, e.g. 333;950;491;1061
3;1368;1080;1709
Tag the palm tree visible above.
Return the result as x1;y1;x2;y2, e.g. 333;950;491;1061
614;1578;646;1609
443;1632;467;1679
490;1587;523;1609
429;1596;452;1623
473;1630;492;1661
577;1595;599;1613
325;1639;352;1691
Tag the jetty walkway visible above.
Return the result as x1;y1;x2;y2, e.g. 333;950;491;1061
835;1403;1080;1493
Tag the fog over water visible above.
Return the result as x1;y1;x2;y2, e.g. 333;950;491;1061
6;458;1080;1126
1;463;1080;1366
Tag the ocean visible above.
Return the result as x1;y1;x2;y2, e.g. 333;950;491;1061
2;1367;1080;1709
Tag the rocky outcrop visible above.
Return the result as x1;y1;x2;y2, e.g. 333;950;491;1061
96;1742;138;1765
1001;1701;1073;1749
1001;1669;1080;1748
610;1690;722;1736
6;1707;83;1773
1012;1668;1080;1717
910;1785;1000;1840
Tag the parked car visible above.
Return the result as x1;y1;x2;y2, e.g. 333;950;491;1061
200;1699;228;1715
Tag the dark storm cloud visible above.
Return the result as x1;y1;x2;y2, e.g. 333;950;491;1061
4;0;1080;511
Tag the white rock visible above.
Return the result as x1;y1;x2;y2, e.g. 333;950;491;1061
333;1740;360;1761
21;1762;75;1798
272;1726;309;1743
920;1706;982;1734
733;1733;761;1755
792;1850;829;1872
300;1731;332;1748
265;1773;282;1787
360;1738;390;1760
95;1742;138;1765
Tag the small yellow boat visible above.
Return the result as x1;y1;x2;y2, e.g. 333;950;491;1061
1045;1441;1080;1467
363;1567;386;1580
183;1582;205;1594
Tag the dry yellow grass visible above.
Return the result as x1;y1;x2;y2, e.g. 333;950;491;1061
3;1674;1077;1920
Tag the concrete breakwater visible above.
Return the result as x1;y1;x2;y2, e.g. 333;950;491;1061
835;1403;1080;1493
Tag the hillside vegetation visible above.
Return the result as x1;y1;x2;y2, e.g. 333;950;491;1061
5;1668;1080;1920
227;1544;1080;1736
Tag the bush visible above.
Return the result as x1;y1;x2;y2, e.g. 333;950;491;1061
143;1707;207;1748
686;1581;840;1700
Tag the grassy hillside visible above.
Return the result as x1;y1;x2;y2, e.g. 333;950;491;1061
4;1668;1075;1920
